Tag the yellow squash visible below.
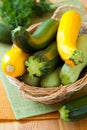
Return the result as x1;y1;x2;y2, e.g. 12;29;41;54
57;10;83;66
1;45;29;77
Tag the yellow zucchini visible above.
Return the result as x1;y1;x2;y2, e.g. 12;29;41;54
57;10;83;66
1;46;29;77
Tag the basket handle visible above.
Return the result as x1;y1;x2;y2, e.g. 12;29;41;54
51;4;87;23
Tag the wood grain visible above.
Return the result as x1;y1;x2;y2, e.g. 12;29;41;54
0;120;58;130
1;118;87;130
0;79;15;120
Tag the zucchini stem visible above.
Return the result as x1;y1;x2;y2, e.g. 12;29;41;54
69;50;83;65
59;105;70;122
25;56;46;78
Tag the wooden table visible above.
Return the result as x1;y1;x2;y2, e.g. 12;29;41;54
1;118;87;130
1;0;87;130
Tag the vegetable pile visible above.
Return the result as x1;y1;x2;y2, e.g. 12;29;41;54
2;10;87;86
1;9;87;122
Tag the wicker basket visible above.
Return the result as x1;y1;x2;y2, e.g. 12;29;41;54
7;5;87;104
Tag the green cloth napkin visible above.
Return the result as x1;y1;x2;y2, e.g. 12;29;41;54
0;0;85;120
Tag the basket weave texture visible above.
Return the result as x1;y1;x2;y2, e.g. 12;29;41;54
7;5;87;104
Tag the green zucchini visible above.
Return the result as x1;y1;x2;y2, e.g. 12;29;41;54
12;18;59;52
22;72;41;86
41;67;61;87
0;23;13;43
25;41;62;77
58;95;87;122
59;34;87;85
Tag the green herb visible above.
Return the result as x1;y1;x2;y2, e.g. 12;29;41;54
0;0;53;28
0;0;84;28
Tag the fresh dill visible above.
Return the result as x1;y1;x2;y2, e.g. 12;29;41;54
0;0;52;28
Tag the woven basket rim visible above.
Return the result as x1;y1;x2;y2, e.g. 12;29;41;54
7;73;87;102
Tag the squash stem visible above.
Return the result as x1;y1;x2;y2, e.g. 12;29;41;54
25;56;46;78
69;50;83;65
58;105;70;122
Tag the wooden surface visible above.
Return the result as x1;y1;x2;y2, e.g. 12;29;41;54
1;118;87;130
1;0;87;130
